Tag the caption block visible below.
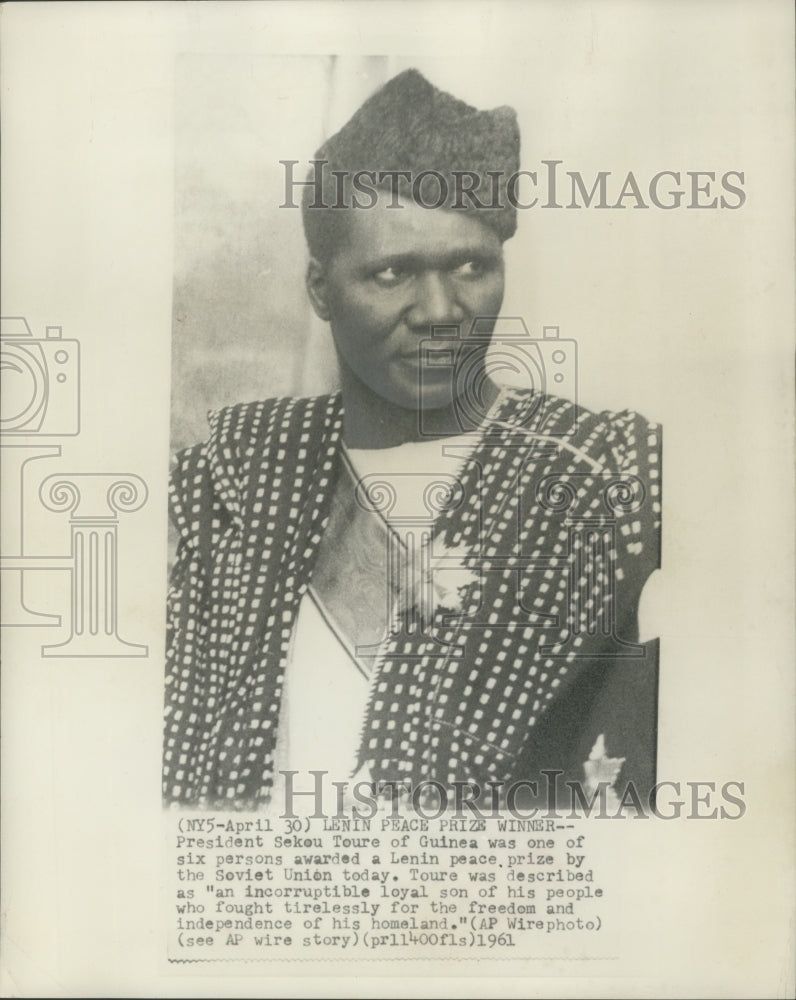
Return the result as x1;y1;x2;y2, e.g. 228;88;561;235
166;809;615;962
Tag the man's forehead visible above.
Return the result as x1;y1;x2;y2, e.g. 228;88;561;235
334;198;503;263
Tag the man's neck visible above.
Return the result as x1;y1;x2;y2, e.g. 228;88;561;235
339;367;500;449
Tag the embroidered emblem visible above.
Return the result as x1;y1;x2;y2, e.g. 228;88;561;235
396;539;477;617
583;733;625;811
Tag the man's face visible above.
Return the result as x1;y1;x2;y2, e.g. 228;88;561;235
309;197;506;410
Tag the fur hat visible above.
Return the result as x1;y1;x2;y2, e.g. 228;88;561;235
302;69;520;257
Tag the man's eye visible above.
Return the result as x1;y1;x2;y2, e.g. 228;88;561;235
451;259;487;278
372;266;410;287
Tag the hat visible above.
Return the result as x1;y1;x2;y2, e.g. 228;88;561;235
302;69;520;255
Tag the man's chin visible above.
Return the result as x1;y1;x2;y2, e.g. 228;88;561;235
352;370;449;411
384;385;457;413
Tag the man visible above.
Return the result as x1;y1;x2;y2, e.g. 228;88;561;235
163;69;660;810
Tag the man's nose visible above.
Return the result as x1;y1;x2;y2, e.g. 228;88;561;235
407;271;465;328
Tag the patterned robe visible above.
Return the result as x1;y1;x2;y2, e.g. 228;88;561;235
163;387;661;809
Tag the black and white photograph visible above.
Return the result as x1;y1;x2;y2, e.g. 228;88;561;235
164;57;662;813
1;2;793;997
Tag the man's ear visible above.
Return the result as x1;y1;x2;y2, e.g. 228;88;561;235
306;257;331;322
